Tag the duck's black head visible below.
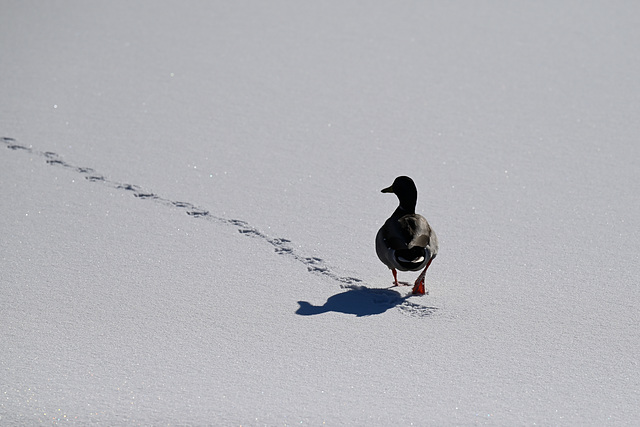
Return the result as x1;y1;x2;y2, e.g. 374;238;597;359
381;176;418;213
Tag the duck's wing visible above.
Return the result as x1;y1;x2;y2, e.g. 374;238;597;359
380;212;438;252
379;217;411;250
399;214;437;252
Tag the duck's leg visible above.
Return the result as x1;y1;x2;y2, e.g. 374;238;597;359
392;268;399;287
412;258;434;295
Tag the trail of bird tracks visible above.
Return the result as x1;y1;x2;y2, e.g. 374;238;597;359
2;137;437;317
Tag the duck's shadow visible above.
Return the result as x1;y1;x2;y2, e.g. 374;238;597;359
296;285;438;318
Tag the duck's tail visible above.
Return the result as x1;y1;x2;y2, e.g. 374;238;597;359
395;247;427;270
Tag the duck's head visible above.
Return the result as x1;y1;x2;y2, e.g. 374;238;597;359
381;176;418;212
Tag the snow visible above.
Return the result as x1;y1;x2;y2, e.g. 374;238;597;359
1;1;639;425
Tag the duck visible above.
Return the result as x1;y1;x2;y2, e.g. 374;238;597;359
375;176;438;295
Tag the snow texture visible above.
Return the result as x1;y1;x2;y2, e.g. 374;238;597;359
1;1;639;425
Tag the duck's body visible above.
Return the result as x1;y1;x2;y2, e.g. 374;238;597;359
376;176;438;295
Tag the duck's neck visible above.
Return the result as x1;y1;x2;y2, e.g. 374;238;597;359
397;193;417;214
394;202;415;216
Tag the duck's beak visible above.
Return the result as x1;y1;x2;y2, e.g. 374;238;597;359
381;185;394;193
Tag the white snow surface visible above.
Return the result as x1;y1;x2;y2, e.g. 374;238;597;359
2;1;639;425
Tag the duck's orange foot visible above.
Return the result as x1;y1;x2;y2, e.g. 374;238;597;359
412;282;426;295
